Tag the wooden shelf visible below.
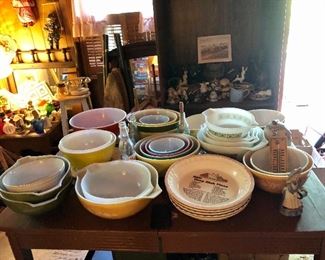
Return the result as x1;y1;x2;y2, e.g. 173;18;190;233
11;61;76;70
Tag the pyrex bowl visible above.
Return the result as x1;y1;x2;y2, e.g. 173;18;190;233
58;129;116;170
0;155;71;203
80;160;153;203
202;107;258;138
2;157;65;193
0;177;72;216
250;146;308;176
242;151;313;194
249;109;285;128
69;107;126;135
75;160;162;219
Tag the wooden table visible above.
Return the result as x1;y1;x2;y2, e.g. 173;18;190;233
1;171;325;260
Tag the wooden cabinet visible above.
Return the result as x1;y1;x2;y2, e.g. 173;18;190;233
153;0;289;115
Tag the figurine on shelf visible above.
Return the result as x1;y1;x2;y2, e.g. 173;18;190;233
280;167;307;217
232;66;248;83
44;11;62;49
167;87;180;104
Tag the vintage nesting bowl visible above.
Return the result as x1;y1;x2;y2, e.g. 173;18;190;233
80;160;153;203
165;154;254;221
186;113;205;137
243;150;313;194
129;108;180;134
202;107;258;138
135;134;201;176
69;107;126;135
0;178;72;216
249;109;285;127
58;129;116;170
75;160;162;219
197;125;268;160
0;155;71;203
250;146;308;176
2;157;65;193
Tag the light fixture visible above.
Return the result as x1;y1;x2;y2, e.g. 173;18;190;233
0;34;17;79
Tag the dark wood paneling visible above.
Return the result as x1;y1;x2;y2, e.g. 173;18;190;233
153;0;288;112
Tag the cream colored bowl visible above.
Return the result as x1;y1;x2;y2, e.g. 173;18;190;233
58;129;116;170
186;113;205;137
75;161;162;219
81;160;153;203
242;151;313;194
249;109;285;127
250;146;308;176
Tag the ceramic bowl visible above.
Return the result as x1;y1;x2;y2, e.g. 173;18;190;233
0;177;72;216
186;114;205;137
69;107;126;135
129;109;180;133
243;151;313;194
250;146;309;176
2;157;65;193
249;109;285;127
165;154;255;210
0;155;71;203
75;161;162;219
197;126;268;160
202;108;258;137
138;128;178;139
58;129;116;170
135;135;201;176
80;160;153;203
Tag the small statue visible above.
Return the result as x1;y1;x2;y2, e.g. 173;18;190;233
280;167;307;217
167;87;180;104
232;66;248;83
44;11;62;49
180;70;188;85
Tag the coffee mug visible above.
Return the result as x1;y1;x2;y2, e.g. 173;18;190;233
230;87;250;102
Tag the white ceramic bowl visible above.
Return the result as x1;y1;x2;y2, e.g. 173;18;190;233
165;154;255;210
249;109;285;127
250;146;309;176
186;114;205;137
2;157;65;193
81;160;153;203
202;108;258;137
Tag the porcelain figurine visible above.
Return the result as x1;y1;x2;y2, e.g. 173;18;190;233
167;87;180;104
3;117;16;135
280;167;307;217
232;66;248;83
32;119;45;134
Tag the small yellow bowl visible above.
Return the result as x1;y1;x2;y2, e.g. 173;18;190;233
58;129;116;170
75;161;162;219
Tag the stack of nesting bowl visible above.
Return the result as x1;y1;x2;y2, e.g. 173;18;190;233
69;107;126;135
242;146;313;194
135;133;201;176
197;107;268;159
0;155;72;215
58;129;116;175
128;108;180;139
165;154;255;221
75;160;162;219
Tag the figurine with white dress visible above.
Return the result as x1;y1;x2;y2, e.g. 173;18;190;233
280;167;307;217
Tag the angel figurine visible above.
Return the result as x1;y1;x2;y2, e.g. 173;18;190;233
280;167;308;217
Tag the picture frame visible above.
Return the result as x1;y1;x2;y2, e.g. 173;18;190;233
197;34;232;64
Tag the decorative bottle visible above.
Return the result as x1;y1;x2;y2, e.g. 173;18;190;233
178;101;190;135
118;121;136;160
128;113;139;144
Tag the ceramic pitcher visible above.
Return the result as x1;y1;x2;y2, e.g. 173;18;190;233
230;87;250;102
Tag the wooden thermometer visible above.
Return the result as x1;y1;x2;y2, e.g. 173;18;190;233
267;121;289;173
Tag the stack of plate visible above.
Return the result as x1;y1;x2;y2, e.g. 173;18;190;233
197;125;268;159
165;154;255;221
135;133;200;175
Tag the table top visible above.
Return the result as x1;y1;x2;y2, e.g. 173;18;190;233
0;170;325;253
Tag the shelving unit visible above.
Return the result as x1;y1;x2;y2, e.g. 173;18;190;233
153;0;289;115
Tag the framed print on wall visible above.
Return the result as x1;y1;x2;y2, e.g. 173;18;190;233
197;34;232;64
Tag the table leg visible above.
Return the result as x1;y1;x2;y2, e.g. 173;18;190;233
7;233;33;260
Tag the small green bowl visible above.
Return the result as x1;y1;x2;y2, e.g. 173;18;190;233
0;155;71;203
0;177;72;216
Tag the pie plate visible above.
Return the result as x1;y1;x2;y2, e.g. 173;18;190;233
165;154;254;211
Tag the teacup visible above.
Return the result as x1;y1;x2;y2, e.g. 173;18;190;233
230;86;250;102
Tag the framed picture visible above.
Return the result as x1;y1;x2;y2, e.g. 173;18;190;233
197;34;232;64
